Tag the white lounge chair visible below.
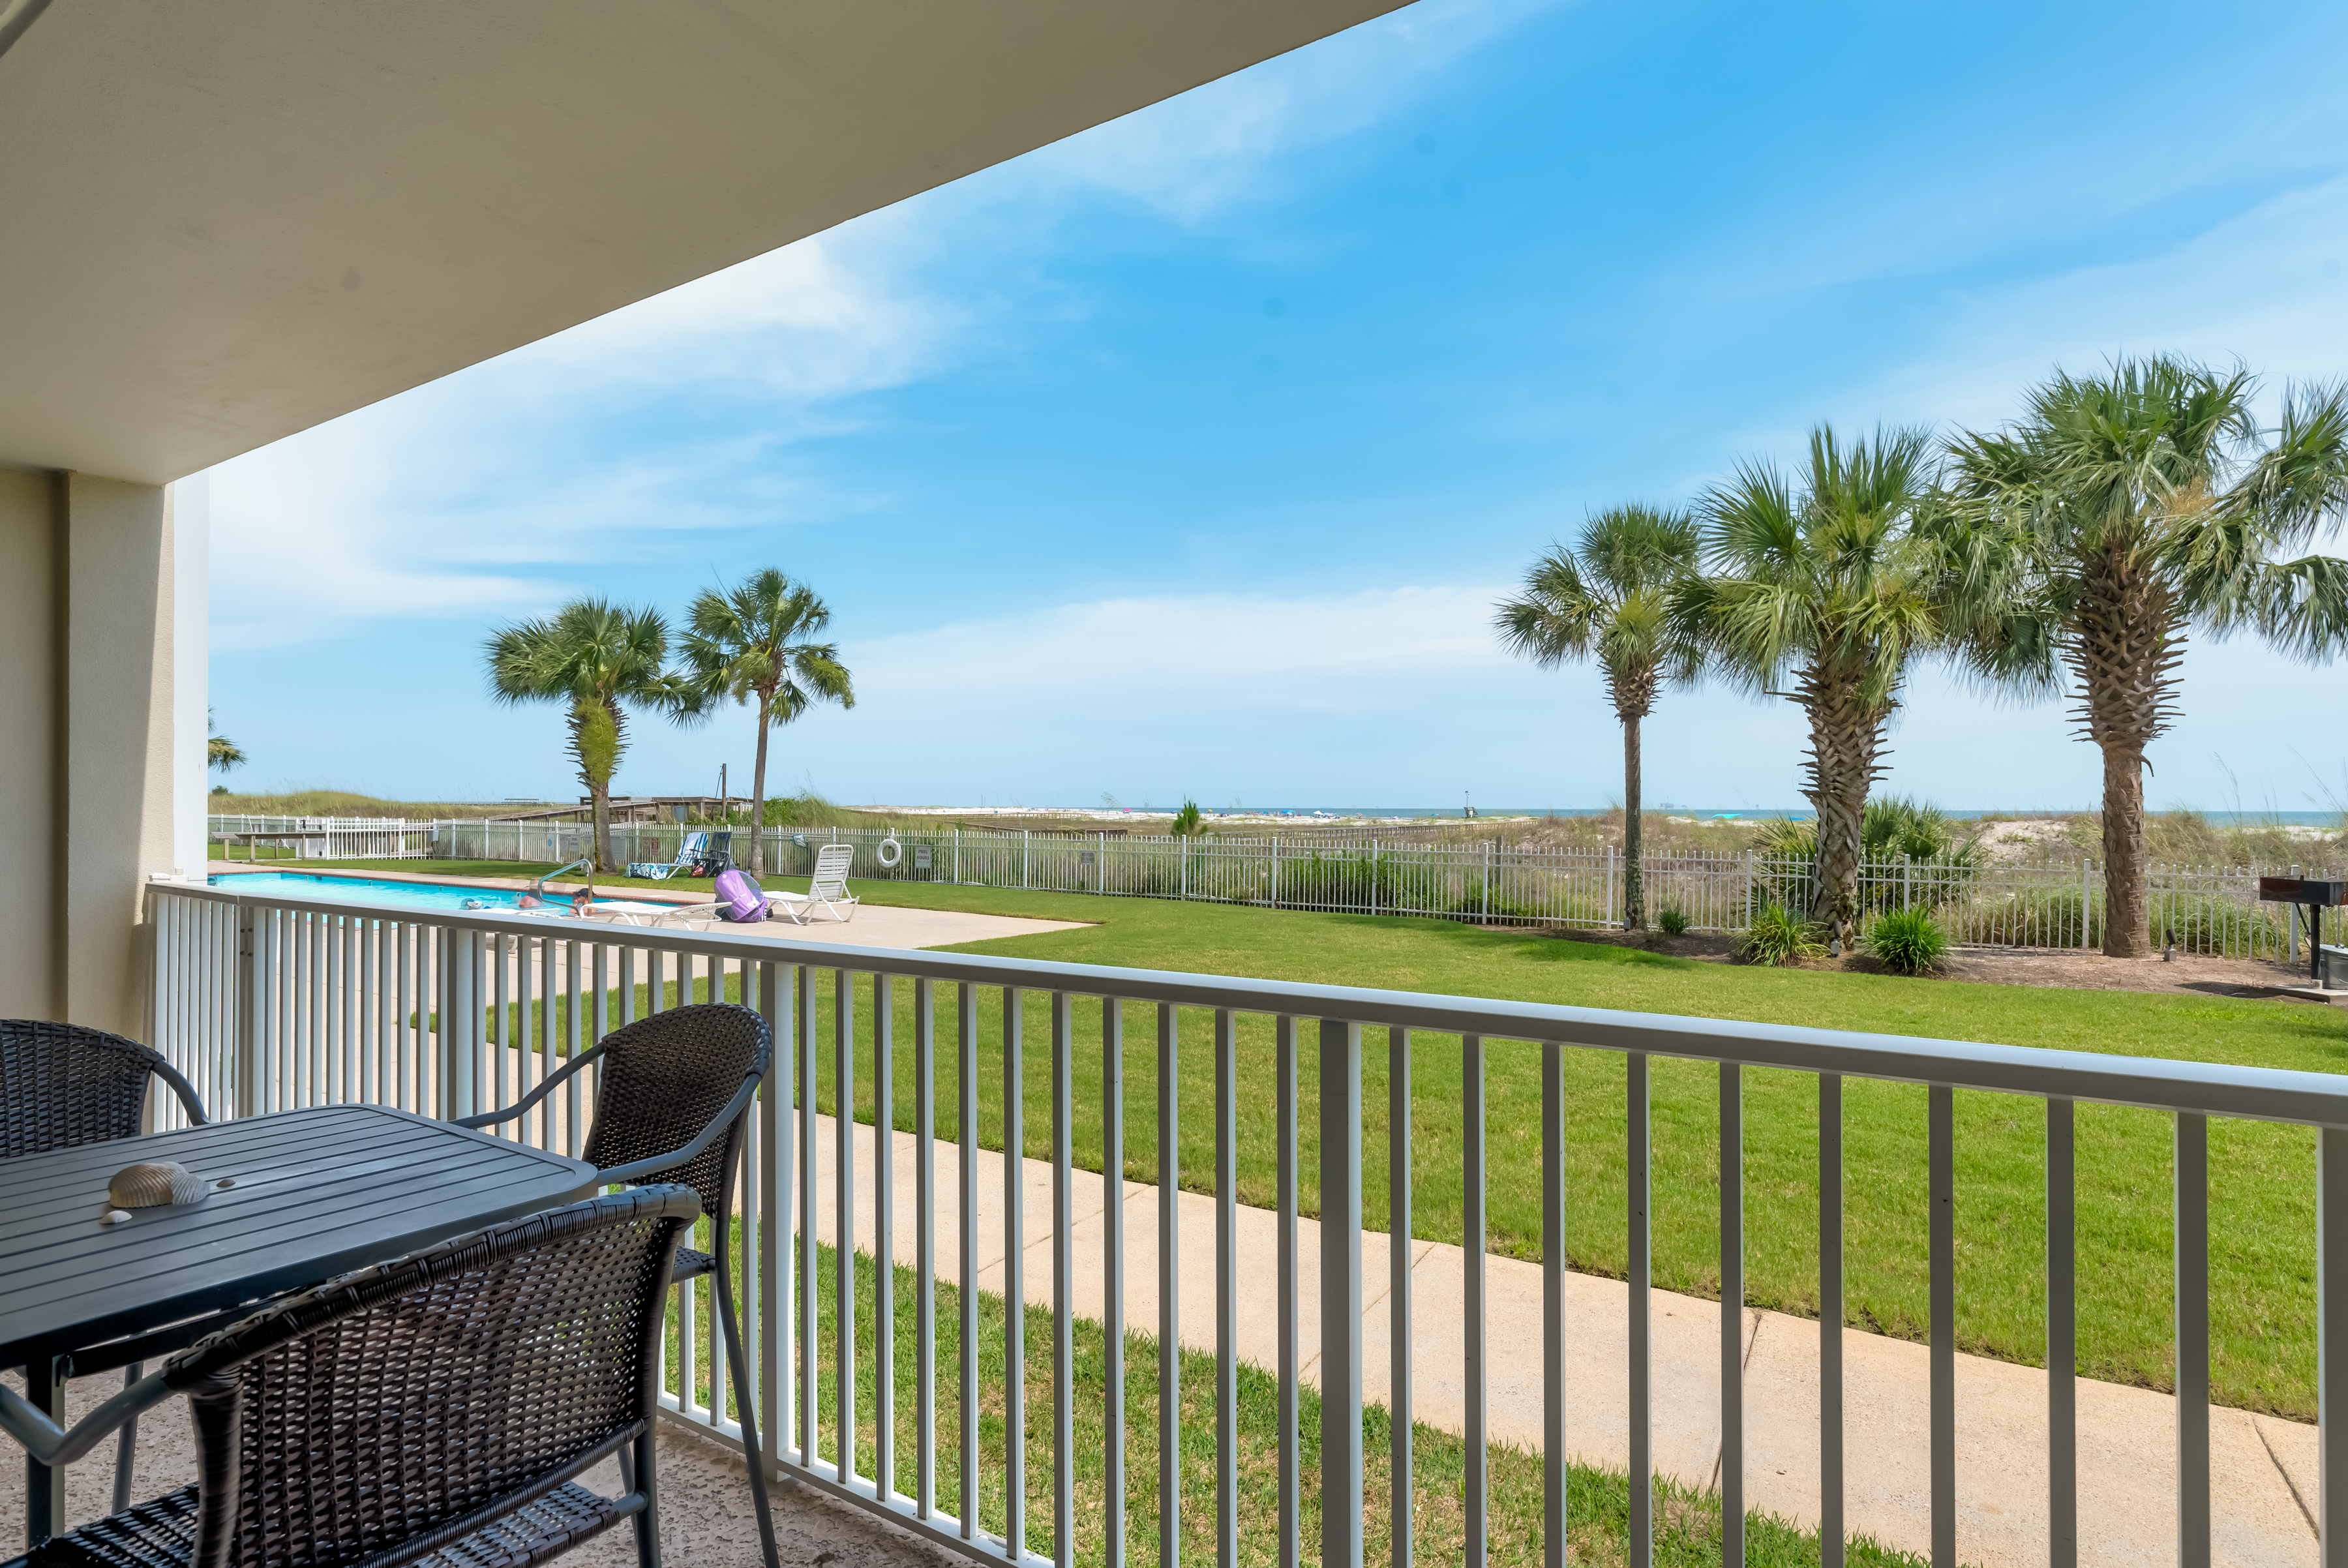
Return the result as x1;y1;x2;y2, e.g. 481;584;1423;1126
627;831;706;881
769;842;859;924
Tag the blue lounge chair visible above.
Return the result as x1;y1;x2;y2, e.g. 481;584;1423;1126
627;830;706;880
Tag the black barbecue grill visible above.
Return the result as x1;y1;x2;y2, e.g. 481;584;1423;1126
2257;876;2348;983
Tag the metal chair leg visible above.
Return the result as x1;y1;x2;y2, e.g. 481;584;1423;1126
111;1363;142;1515
631;1426;661;1568
713;1232;781;1568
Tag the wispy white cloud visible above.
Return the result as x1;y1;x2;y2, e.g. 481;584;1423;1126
849;582;1517;710
211;0;1561;650
1869;172;2348;432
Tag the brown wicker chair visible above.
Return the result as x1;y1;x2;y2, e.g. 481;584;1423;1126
0;1019;210;1160
3;1018;214;1513
453;1002;779;1568
0;1186;701;1568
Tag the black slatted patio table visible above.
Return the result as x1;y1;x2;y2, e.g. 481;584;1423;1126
0;1103;599;1546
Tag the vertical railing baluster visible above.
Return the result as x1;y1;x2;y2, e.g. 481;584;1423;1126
1821;1074;1844;1568
680;1264;702;1417
359;915;377;1104
1629;1051;1652;1568
1321;1018;1364;1568
373;924;392;1108
1051;991;1076;1567
1103;997;1127;1568
514;937;535;1143
2047;1096;2075;1568
1464;1032;1487;1568
392;920;409;1115
540;933;558;1148
916;976;937;1519
836;967;858;1484
1931;1083;1954;1568
490;935;509;1132
958;982;980;1545
303;912;321;1104
1543;1040;1564;1568
1216;1007;1239;1568
565;937;584;1156
1158;1003;1181;1568
1391;1025;1413;1568
761;960;789;1491
341;914;357;1103
1277;1015;1300;1568
1721;1061;1744;1567
1004;986;1027;1559
798;965;818;1468
875;973;896;1502
2319;1128;2348;1566
2176;1111;2210;1568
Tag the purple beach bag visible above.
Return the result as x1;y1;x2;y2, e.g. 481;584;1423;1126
713;867;766;923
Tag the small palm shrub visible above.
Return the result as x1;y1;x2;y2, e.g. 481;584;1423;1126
1657;905;1691;936
1864;907;1951;974
1738;899;1826;965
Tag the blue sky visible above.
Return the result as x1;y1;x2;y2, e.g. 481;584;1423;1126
211;0;2348;814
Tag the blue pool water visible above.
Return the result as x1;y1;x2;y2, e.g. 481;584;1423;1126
208;871;534;913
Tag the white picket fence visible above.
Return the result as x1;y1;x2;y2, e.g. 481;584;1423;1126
207;814;434;860
408;819;2333;961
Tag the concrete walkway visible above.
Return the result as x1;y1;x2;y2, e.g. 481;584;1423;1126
804;1117;2319;1568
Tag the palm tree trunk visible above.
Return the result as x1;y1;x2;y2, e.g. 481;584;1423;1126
1621;712;1644;929
748;692;773;875
2100;743;2150;958
589;784;614;875
1801;661;1886;942
591;698;622;874
2073;545;2179;960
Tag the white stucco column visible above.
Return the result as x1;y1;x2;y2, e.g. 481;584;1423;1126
170;471;209;877
0;466;193;1036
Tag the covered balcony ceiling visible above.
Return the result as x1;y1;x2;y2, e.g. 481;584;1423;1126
0;0;1407;485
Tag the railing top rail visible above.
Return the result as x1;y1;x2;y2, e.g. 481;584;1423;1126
152;879;2348;1129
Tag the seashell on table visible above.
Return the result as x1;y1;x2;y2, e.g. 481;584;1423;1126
108;1160;213;1208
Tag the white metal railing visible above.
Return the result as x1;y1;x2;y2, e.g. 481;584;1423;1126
206;815;433;860
425;819;2329;960
142;877;2348;1567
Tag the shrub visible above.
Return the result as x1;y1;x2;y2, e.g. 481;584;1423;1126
1864;907;1950;975
1738;899;1826;966
1657;905;1691;937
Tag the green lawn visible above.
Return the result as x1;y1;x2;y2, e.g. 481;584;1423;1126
669;1232;1925;1567
293;860;2348;1419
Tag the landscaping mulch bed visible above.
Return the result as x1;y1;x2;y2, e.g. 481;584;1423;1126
1531;925;2336;1003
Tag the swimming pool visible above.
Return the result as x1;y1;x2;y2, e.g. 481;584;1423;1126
207;871;536;914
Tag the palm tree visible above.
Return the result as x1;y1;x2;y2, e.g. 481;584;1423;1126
206;708;247;773
1496;505;1704;929
1677;425;1943;942
1947;357;2348;957
678;570;855;874
484;599;681;873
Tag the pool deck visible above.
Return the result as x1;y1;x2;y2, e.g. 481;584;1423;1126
203;863;1089;950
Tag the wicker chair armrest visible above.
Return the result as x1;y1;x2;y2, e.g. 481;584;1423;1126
594;1072;763;1188
151;1055;211;1125
451;1041;609;1128
0;1369;175;1468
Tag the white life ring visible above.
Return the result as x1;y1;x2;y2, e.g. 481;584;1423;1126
876;836;903;868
